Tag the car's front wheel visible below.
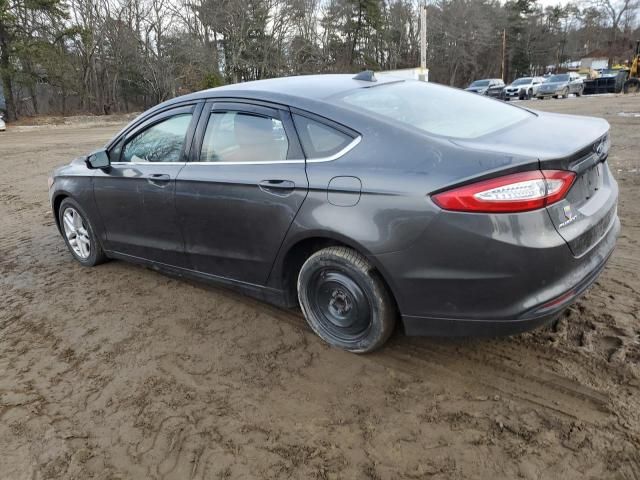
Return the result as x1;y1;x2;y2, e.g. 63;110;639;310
59;198;107;267
297;246;396;353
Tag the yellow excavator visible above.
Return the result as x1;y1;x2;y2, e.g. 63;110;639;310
623;40;640;93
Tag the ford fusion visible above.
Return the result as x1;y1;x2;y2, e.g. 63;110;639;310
49;74;619;353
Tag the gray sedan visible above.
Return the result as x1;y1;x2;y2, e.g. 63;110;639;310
49;74;619;353
537;73;584;99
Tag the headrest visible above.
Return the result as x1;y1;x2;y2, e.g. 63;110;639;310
234;114;274;146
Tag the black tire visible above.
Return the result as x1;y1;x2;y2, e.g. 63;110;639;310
58;198;107;267
552;95;558;99
297;246;396;353
624;78;640;94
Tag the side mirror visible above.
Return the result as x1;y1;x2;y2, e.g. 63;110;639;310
86;149;110;169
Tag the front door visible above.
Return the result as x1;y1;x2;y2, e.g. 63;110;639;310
175;101;308;286
94;105;199;266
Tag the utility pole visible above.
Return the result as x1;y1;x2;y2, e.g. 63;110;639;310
501;28;507;83
419;3;427;81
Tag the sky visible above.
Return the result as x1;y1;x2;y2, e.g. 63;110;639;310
537;0;574;5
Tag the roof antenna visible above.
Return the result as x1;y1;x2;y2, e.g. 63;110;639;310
353;70;377;82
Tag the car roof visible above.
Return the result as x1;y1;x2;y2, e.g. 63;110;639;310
156;74;402;111
107;74;415;146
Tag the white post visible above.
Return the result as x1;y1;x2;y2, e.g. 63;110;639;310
420;3;427;82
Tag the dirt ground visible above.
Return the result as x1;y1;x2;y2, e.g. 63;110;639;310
1;95;639;480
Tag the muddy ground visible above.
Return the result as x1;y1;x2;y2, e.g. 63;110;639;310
1;95;639;480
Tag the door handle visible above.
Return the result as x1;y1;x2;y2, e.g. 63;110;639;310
148;173;171;187
259;179;295;196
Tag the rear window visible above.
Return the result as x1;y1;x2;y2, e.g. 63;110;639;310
333;81;533;139
470;80;490;87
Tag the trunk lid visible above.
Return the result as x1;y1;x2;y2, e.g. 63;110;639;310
453;111;616;257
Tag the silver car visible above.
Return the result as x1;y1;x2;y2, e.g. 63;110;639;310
503;77;545;100
537;73;584;99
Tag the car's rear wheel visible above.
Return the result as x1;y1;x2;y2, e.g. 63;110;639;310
297;246;396;353
59;198;107;267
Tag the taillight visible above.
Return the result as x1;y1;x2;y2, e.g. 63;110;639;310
432;170;576;213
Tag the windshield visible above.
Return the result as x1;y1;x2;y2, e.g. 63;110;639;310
470;80;490;87
333;81;533;139
511;78;531;86
546;74;569;82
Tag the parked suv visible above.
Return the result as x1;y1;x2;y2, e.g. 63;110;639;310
537;73;584;99
503;77;545;100
465;78;504;95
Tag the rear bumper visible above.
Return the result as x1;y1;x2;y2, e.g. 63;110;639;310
372;195;620;337
401;239;615;336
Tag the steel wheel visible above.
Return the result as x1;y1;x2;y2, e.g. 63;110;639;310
62;207;91;259
297;246;396;353
307;268;372;342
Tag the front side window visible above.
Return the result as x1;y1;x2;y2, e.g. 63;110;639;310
333;81;533;139
293;115;354;159
122;114;192;163
199;111;288;163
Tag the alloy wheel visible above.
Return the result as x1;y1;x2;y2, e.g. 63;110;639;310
62;207;91;259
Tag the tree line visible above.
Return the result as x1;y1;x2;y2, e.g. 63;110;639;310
1;0;639;121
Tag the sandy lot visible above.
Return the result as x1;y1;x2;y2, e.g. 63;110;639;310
1;95;639;480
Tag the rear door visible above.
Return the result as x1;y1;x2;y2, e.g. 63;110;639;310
175;100;308;285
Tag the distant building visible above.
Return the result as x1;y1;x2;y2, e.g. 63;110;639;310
377;68;429;82
580;58;609;71
545;60;581;73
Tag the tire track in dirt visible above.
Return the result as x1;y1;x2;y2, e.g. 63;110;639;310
222;294;615;425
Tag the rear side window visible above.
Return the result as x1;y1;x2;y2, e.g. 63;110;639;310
333;81;533;139
199;111;288;163
293;115;353;159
